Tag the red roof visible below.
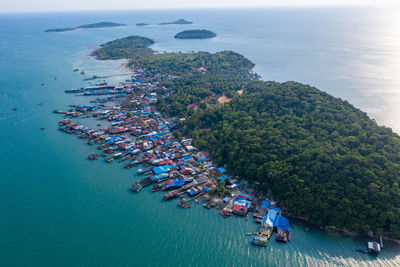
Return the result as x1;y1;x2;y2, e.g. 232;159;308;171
159;159;173;166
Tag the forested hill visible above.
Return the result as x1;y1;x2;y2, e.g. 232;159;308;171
93;35;400;238
174;29;217;39
92;35;155;60
178;80;400;238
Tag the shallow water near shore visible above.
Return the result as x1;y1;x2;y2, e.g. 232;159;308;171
1;7;400;266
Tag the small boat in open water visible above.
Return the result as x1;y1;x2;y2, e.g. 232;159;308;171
130;183;143;193
88;153;99;160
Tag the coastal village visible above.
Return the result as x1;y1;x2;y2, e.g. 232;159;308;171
54;64;292;247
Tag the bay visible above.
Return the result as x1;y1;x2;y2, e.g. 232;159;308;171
1;7;400;266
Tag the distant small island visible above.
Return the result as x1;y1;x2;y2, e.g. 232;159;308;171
136;23;149;26
158;19;193;25
175;29;217;39
45;22;126;33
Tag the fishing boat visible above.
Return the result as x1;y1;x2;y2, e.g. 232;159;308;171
118;155;131;162
252;235;268;246
130;183;143;193
137;167;152;175
275;215;291;243
355;248;369;253
164;190;179;200
87;153;99;160
356;236;383;254
53;109;67;114
220;210;231;218
203;203;211;209
367;241;382;254
152;184;162;192
138;177;154;187
105;156;114;163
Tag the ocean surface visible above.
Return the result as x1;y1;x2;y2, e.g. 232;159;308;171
1;7;400;267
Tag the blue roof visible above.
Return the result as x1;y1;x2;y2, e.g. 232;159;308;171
218;175;229;182
240;193;254;201
153;173;169;181
262;209;279;225
275;215;290;231
274;214;282;228
153;165;172;175
261;200;270;208
218;167;227;173
165;179;184;189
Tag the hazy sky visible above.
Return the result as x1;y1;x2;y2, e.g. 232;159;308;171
0;0;398;13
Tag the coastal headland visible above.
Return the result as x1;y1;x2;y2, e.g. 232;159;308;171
55;35;400;244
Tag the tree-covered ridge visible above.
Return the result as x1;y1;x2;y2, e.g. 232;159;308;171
175;29;217;39
92;34;400;238
177;80;400;237
134;51;253;77
156;75;246;116
92;35;155;60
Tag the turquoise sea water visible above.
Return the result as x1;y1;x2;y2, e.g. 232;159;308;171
1;7;400;266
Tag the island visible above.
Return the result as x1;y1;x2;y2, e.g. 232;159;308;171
158;19;193;25
175;29;217;39
136;23;149;26
92;35;154;60
56;34;400;243
44;22;126;33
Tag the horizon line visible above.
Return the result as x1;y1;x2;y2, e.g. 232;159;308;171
0;3;386;14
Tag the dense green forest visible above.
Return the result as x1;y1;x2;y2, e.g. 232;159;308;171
93;35;400;238
177;81;400;237
175;29;217;39
134;51;253;77
93;35;154;60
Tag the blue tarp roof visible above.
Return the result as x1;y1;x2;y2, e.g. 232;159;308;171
165;179;184;189
223;197;231;203
274;214;282;228
218;167;227;173
218;176;229;182
240;193;254;200
262;209;279;225
261;200;270;208
153;173;169;181
153;165;172;175
275;215;290;231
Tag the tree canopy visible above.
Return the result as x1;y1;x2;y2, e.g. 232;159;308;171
93;35;400;238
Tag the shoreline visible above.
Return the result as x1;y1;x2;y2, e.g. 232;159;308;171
285;213;400;245
57;41;400;248
57;54;292;247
